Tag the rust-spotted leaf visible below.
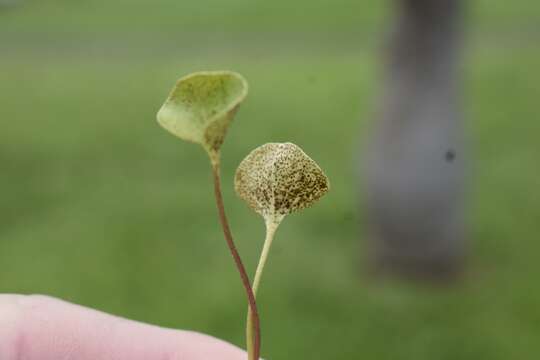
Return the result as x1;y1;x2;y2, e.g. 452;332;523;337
235;142;329;222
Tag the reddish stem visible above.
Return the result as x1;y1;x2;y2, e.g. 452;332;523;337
211;162;261;360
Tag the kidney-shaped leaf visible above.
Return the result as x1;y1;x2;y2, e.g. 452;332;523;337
157;71;248;154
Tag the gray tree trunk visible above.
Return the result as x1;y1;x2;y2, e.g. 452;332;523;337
365;0;466;280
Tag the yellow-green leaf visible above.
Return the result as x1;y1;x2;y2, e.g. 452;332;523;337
157;71;248;156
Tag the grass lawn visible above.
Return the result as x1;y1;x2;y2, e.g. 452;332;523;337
1;1;539;359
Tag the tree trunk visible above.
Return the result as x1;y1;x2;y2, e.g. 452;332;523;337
365;0;466;280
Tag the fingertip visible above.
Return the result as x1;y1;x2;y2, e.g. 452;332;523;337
169;330;248;360
0;294;250;360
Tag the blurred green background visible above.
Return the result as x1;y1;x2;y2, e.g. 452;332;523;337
1;0;539;359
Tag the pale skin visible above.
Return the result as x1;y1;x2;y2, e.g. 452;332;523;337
0;294;247;360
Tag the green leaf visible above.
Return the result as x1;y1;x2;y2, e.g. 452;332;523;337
157;71;248;157
235;142;330;223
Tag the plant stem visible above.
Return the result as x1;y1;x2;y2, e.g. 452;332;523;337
209;153;261;360
246;217;282;360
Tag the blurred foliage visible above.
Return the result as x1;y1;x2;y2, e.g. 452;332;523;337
1;0;539;359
